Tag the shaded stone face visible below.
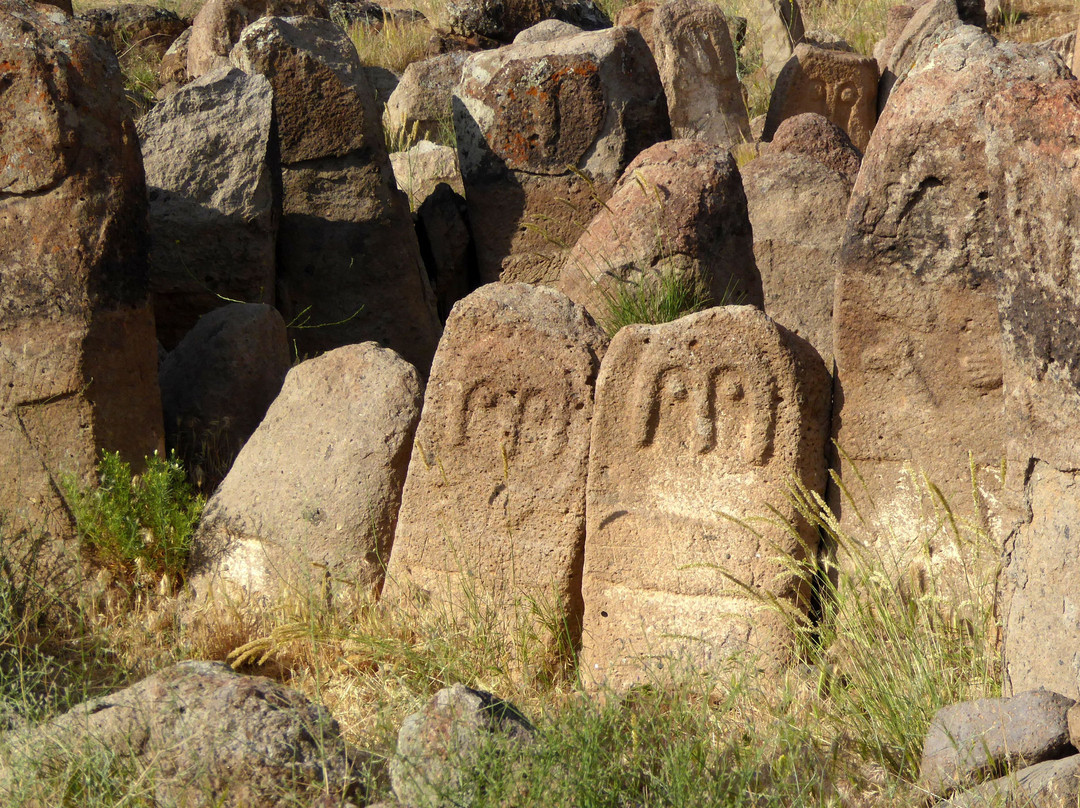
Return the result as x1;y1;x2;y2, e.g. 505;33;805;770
384;284;607;669
650;0;750;147
763;43;879;151
0;1;163;543
580;306;830;689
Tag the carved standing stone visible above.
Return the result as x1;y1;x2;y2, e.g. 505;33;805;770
384;284;607;667
454;27;670;285
831;29;1070;585
651;0;750;147
580;306;830;689
745;0;805;78
0;1;163;546
763;43;879;152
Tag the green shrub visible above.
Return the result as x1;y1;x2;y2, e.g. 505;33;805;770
61;451;204;584
598;268;714;338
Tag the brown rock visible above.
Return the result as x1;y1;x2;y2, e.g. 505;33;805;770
920;689;1077;798
830;28;1069;584
742;150;850;362
764;111;861;184
438;0;609;43
454;26;670;284
614;0;657;51
762;43;878;152
384;52;468;144
0;0;163;544
580;306;831;689
0;661;368;806
157;25;191;90
986;82;1080;700
159;303;290;492
513;18;584;43
1074;16;1079;77
136;66;277;349
232;16;441;370
877;0;961;113
383;284;606;668
558;139;763;331
650;0;750;147
191;343;422;602
185;0;329;79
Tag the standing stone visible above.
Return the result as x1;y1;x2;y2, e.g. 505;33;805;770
557;139;762;331
764;112;862;184
191;343;422;602
159;303;290;492
615;0;658;51
384;284;606;667
0;1;163;544
231;16;441;371
185;0;328;79
742;150;851;363
383;52;468;144
745;0;805;78
986;82;1080;701
651;0;750;147
454;26;670;284
876;0;962;113
580;306;831;689
762;44;879;152
831;29;1070;585
137;67;276;349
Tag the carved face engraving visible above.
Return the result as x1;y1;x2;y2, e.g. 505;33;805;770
634;354;777;468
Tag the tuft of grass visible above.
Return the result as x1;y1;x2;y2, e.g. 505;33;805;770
61;450;204;587
597;268;714;337
345;16;437;75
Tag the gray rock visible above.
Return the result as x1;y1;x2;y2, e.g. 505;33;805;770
513;18;584;43
191;343;422;602
0;661;368;807
390;140;464;210
942;755;1080;808
920;690;1077;798
391;684;534;808
159;303;290;492
137;66;277;349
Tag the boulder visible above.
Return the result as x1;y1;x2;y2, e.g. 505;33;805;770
614;0;658;50
876;0;963;113
185;0;329;79
513;18;584;43
78;3;189;60
384;284;606;668
191;343;422;602
764;112;861;184
940;755;1080;808
830;28;1070;585
580;306;831;689
454;26;670;283
741;150;850;363
232;16;441;371
159;303;290;492
384;52;468;144
558;139;762;332
0;661;367;807
986;82;1080;701
650;0;750;147
136;66;277;349
439;0;609;43
762;43;879;152
158;25;192;90
416;183;477;321
744;0;805;77
390;684;534;808
390;140;464;210
920;690;1077;798
0;1;163;546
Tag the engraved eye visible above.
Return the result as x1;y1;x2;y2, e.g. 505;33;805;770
840;84;857;103
720;379;744;401
667;378;688;400
809;80;826;100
